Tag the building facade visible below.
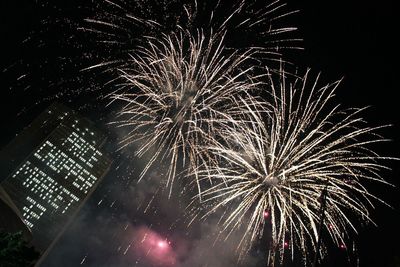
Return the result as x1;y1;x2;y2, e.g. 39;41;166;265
0;103;111;260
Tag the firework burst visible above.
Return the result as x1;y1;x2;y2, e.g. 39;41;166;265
195;67;393;265
109;30;264;195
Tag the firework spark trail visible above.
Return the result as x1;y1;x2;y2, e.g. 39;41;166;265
82;0;301;65
195;67;394;265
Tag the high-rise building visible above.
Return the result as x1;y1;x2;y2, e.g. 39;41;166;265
0;102;111;263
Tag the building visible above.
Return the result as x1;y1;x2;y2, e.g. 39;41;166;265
0;102;111;264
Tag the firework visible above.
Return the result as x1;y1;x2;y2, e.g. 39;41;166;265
109;30;265;195
195;67;393;265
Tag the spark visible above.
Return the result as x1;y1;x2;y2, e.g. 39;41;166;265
123;244;131;255
80;254;88;265
195;67;394;265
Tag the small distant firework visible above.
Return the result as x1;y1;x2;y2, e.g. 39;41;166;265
196;68;393;265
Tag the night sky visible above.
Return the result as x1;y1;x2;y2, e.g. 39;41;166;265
1;1;399;267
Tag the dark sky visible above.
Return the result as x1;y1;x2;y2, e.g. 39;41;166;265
0;1;399;267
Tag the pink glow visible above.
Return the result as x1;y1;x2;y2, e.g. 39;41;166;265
130;226;176;266
263;211;270;218
157;240;168;248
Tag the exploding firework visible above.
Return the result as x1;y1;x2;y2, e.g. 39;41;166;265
195;67;393;265
109;30;264;194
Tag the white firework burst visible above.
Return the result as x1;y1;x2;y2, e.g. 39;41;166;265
195;67;394;265
109;30;263;194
